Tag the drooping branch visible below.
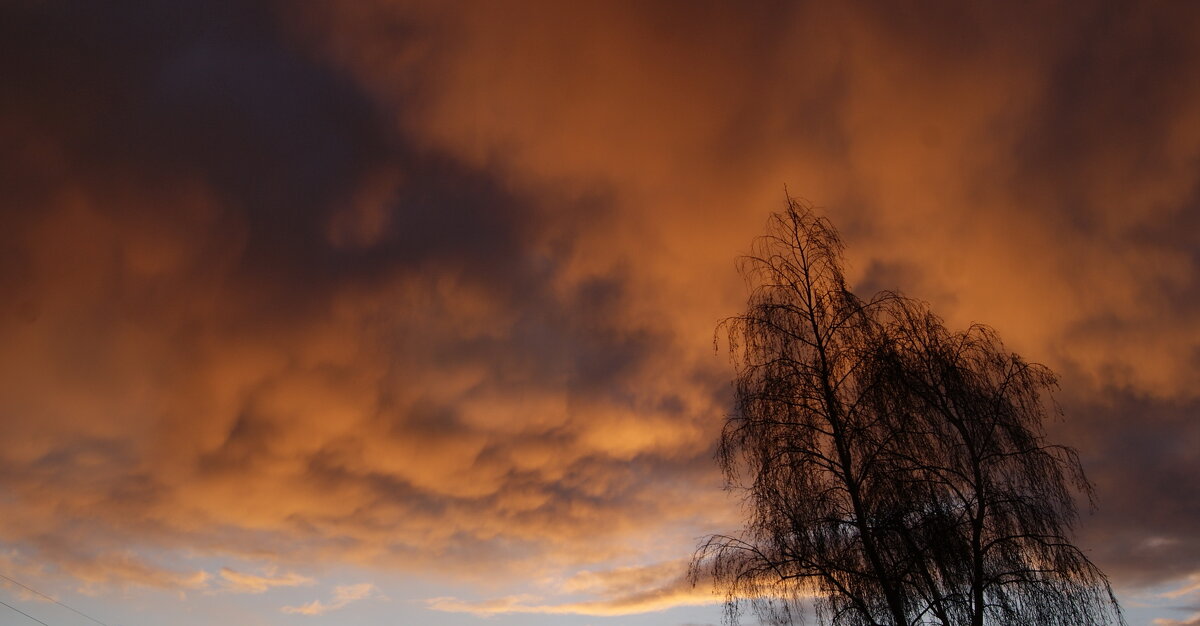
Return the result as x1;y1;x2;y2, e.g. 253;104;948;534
694;199;1123;626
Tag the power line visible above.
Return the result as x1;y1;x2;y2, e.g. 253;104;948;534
0;573;110;626
0;598;52;626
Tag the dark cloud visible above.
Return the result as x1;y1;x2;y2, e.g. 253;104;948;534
1059;388;1200;588
0;0;721;590
0;1;1197;622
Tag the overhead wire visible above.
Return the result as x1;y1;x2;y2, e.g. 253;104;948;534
0;572;111;626
0;598;52;626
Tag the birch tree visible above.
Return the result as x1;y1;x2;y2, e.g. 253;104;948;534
694;200;1122;626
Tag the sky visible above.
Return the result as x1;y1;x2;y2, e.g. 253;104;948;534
1;1;1198;625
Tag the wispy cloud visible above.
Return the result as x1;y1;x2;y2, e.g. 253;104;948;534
282;583;382;616
427;561;722;617
217;567;314;594
1162;574;1200;600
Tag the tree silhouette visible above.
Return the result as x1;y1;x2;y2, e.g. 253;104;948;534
693;200;1123;626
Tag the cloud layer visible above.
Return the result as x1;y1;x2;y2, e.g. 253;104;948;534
428;560;721;617
1;0;1198;620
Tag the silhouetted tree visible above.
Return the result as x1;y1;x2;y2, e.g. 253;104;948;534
693;200;1122;626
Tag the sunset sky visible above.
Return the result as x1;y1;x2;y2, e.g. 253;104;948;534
2;2;1199;625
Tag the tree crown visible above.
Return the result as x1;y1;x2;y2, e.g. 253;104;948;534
695;200;1122;626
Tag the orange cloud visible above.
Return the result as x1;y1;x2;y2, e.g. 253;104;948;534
1;3;1198;624
428;560;722;617
305;0;1200;401
282;583;383;616
217;568;315;594
1155;616;1200;626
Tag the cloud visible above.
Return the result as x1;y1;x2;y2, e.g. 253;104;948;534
0;0;731;593
217;567;315;594
282;583;382;616
1063;392;1200;590
302;0;1200;597
1154;614;1200;626
1162;575;1200;600
427;560;721;617
0;1;1197;622
0;549;207;600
